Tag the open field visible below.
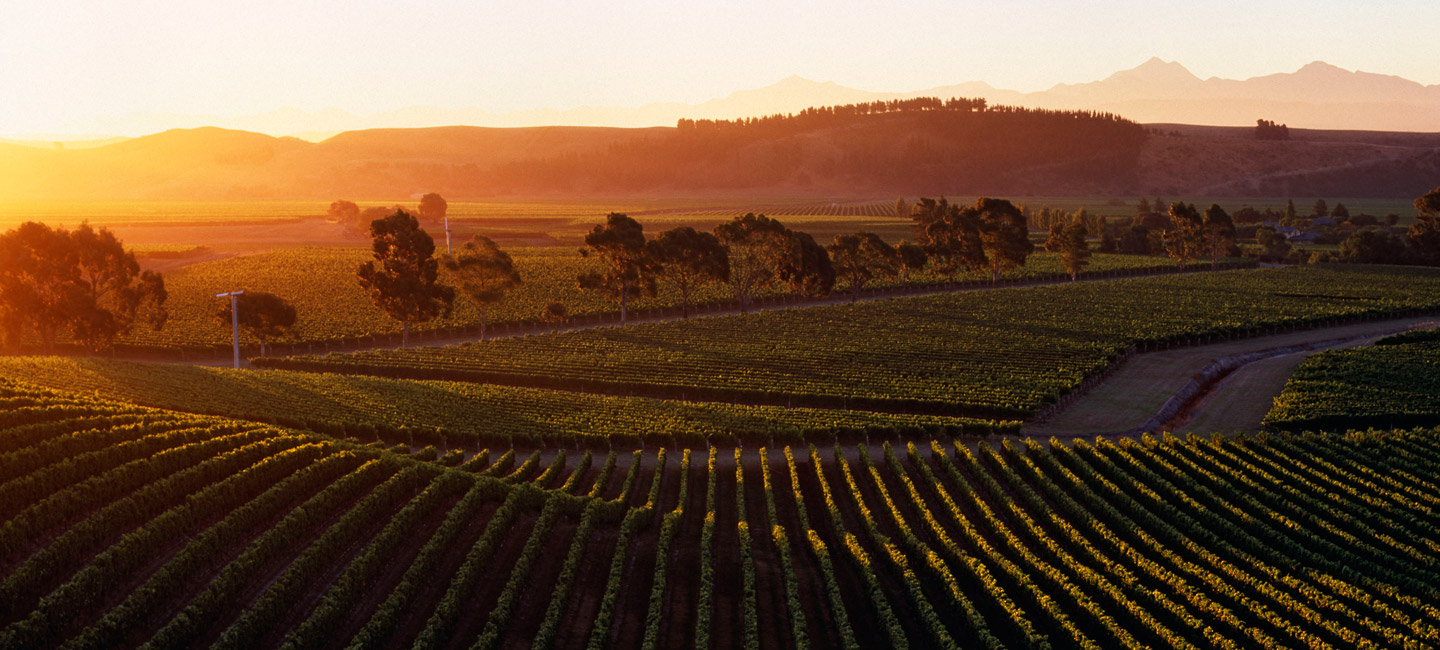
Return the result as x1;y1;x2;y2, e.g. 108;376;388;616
1265;330;1440;432
260;265;1440;419
5;378;1440;649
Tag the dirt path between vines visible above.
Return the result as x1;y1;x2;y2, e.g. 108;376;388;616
1025;316;1440;438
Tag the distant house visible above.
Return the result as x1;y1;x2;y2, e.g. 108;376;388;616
1275;226;1301;236
1286;231;1322;243
1311;216;1336;227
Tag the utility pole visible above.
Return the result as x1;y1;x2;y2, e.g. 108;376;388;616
216;290;245;369
445;215;452;256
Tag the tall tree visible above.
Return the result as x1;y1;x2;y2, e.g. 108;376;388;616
0;222;166;353
829;232;898;301
1330;202;1350;221
910;197;984;280
1202;204;1236;270
1312;198;1329;219
895;240;928;285
714;213;790;312
894;196;911;219
1406;187;1440;264
1256;226;1292;262
357;210;455;347
778;231;835;297
974;197;1035;283
578;213;655;324
442;235;522;339
1283;198;1298;223
648;227;728;318
1163;202;1205;269
215;291;296;357
1057;223;1091;280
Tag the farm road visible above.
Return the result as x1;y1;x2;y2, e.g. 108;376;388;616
1025;316;1439;438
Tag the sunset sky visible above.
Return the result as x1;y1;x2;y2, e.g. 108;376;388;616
3;0;1437;138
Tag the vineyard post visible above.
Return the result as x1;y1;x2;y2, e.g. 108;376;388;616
216;290;245;369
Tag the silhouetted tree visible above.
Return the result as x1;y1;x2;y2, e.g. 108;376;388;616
910;197;984;279
357;210;455;347
1163;202;1205;269
829;232;898;301
1312;199;1329;219
894;197;911;219
578;213;655;324
714;213;790;312
1057;223;1090;280
1331;202;1350;221
0;222;167;353
1255;119;1290;140
1119;225;1151;255
1284;199;1298;223
1098;231;1118;253
216;291;295;357
418;193;448;225
975;197;1035;282
896;241;928;285
648;226;728;318
443;235;521;339
1341;231;1406;264
327;200;359;224
1256;226;1292;262
778;231;835;297
1202;204;1236;270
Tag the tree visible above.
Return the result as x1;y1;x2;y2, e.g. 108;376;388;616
357;210;455;348
1283;199;1298;224
1098;231;1118;254
1255;119;1290;140
1312;199;1329;219
578;213;655;324
540;301;568;325
215;291;296;357
648;227;728;318
1043;222;1065;252
327;200;359;224
778;231;834;297
829;232;898;301
1331;202;1350;221
1136;198;1151;219
1057;223;1091;281
418;193;448;225
1418;187;1440;219
1340;231;1405;264
894;197;911;219
1202;204;1236;270
1118;225;1151;255
910;197;985;280
0;222;167;353
1386;214;1401;227
974;197;1035;282
442;235;521;339
714;213;790;312
1412;187;1440;264
1162;202;1205;269
1255;226;1292;262
895;241;928;285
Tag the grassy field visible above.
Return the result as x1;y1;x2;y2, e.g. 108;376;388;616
5;378;1439;649
261;265;1440;419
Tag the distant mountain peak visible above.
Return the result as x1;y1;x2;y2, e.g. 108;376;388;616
1295;60;1349;76
1109;57;1200;84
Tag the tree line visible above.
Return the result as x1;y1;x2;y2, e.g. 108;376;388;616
351;197;1073;343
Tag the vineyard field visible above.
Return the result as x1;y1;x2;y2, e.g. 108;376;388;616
0;357;1016;446
93;247;1219;354
1265;329;1440;432
4;379;1440;649
262;265;1440;419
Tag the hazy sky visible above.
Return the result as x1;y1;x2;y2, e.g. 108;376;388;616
3;0;1436;136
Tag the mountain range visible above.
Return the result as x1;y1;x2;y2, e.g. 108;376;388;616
24;59;1440;142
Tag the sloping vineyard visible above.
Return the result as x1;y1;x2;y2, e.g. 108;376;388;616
262;265;1440;418
100;247;1221;355
4;379;1439;649
0;357;1016;446
1266;328;1440;432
